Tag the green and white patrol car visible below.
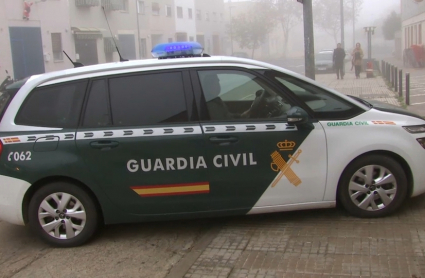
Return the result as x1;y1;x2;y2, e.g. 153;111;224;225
1;42;425;247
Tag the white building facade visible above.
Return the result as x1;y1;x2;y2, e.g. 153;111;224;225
0;0;225;82
401;0;425;53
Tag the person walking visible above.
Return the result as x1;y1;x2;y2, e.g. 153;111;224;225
351;43;364;79
333;43;346;80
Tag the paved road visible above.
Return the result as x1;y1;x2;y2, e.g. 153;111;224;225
1;196;425;278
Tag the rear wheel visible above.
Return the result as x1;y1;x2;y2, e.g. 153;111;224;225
28;182;99;247
338;155;408;218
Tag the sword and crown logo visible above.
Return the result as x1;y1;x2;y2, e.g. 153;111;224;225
270;140;302;187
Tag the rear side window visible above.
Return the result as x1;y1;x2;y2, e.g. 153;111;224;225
15;80;87;128
107;72;188;126
83;80;111;127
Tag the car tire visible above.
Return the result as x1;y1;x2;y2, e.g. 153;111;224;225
28;182;99;247
338;155;407;218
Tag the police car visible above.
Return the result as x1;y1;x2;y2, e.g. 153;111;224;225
1;42;425;247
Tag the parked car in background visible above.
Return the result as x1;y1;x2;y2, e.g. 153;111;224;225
231;52;249;58
315;50;334;73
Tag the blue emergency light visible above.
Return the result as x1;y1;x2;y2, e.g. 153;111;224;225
151;42;204;59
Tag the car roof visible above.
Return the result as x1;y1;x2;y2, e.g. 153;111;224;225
34;56;268;86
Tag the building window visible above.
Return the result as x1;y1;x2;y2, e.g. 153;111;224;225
51;33;63;61
166;5;172;17
189;36;194;41
196;9;202;20
140;38;147;58
152;2;160;16
137;0;145;14
188;8;193;19
404;27;409;49
212;12;217;21
177;6;183;18
415;25;418;44
168;38;173;43
220;13;223;21
206;12;210;21
122;0;129;12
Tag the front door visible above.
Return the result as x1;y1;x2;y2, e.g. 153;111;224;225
76;70;210;215
9;27;45;80
192;68;327;214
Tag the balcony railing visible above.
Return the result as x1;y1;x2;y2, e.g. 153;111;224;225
101;0;124;11
75;0;100;7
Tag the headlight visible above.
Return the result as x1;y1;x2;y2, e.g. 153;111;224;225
417;138;425;149
403;125;425;134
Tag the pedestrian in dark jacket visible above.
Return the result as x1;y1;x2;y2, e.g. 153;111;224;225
333;43;346;79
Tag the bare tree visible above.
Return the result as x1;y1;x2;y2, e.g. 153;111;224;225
227;3;276;58
258;0;303;57
314;0;363;44
382;11;401;41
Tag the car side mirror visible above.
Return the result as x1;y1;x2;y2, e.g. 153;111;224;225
286;106;309;125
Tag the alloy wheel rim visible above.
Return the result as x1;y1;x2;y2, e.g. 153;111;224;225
37;192;87;240
348;165;397;211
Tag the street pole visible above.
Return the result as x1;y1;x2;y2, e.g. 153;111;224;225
229;0;233;55
301;0;315;80
136;0;142;59
340;0;344;47
352;0;355;48
364;27;375;61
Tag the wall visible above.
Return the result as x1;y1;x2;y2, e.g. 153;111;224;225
174;0;196;41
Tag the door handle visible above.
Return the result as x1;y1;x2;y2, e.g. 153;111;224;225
209;136;239;146
90;141;119;150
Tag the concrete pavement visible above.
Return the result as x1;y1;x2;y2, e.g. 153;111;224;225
380;57;425;117
315;71;400;107
167;197;425;278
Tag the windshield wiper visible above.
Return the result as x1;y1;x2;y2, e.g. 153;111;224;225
348;95;373;108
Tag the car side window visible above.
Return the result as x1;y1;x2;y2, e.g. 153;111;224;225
108;71;188;126
264;70;363;119
197;70;292;121
15;80;87;128
83;80;111;127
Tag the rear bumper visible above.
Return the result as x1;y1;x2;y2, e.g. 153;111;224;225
0;175;30;225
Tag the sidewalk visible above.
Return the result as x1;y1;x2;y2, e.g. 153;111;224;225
378;57;425;117
315;72;400;107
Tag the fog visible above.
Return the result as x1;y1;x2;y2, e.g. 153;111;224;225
0;0;405;80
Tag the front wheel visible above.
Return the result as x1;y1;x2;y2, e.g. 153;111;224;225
28;182;100;247
338;155;408;218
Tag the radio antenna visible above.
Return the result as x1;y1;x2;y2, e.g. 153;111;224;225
102;6;128;62
63;51;84;68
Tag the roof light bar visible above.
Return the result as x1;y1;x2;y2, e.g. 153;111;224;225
151;42;204;59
